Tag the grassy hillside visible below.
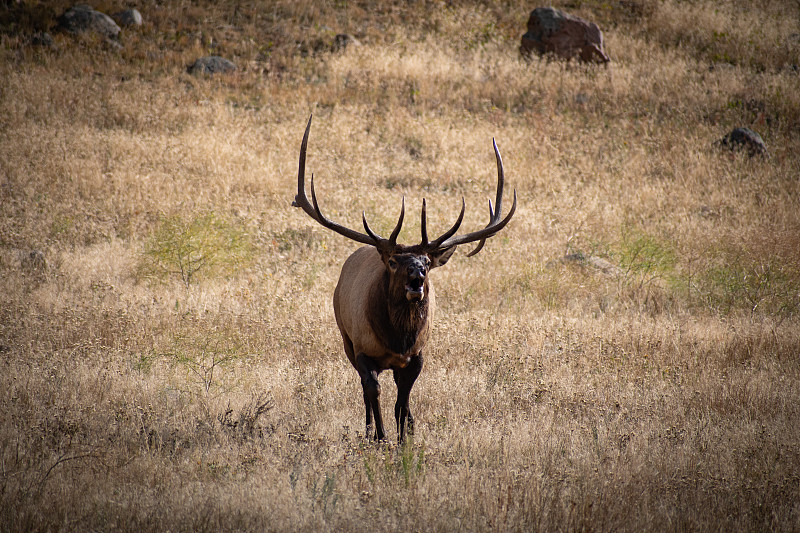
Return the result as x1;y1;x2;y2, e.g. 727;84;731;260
1;1;799;530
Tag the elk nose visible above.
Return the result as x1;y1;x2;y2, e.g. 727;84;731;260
405;266;426;301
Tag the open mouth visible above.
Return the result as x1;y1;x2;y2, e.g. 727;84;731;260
405;280;424;301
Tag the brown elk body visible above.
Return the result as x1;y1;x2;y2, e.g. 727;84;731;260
292;116;516;442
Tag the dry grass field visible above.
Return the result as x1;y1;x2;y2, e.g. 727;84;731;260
1;0;799;531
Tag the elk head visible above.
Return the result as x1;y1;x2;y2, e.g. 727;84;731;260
291;115;516;442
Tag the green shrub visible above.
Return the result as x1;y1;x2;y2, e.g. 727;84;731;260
700;254;800;320
615;225;677;291
138;212;254;288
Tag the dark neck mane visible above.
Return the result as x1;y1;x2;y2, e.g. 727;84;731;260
368;274;429;356
389;296;427;338
388;295;428;355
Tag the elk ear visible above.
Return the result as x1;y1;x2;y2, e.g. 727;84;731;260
430;246;456;268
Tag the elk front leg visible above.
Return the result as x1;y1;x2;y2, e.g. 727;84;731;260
393;353;423;443
355;353;385;441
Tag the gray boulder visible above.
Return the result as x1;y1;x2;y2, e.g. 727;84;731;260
520;7;609;63
188;56;237;75
717;127;768;157
57;4;121;41
113;8;143;28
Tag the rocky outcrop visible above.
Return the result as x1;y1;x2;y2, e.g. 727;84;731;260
520;7;609;63
188;56;237;75
57;5;120;41
717;127;768;157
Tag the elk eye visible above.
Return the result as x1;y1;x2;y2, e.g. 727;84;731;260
388;258;398;270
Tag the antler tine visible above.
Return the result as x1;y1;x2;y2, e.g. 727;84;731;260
309;174;327;221
361;196;404;247
292;114;387;248
491;138;504;218
446;190;516;252
464;199;495;257
426;197;466;249
388;197;405;246
420;199;429;246
362;212;382;242
292;115;313;210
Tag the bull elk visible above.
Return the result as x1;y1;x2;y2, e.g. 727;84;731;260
292;116;516;442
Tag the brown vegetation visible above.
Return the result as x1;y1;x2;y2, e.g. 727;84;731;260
1;0;799;531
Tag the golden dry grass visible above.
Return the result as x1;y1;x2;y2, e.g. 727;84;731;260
1;0;799;531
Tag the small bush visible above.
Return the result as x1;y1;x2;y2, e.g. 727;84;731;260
160;321;248;395
700;252;800;320
615;225;677;291
138;212;254;288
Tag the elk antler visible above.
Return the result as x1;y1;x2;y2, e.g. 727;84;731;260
421;138;516;256
293;115;516;256
293;115;405;250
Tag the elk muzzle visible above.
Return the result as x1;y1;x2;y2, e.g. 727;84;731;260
405;264;427;301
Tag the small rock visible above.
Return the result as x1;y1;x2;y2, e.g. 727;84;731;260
520;7;609;64
333;33;361;53
585;255;622;276
57;5;121;41
188;56;237;75
698;205;720;219
557;252;622;277
31;31;56;48
717;127;768;157
563;252;586;263
21;249;47;275
113;8;143;28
